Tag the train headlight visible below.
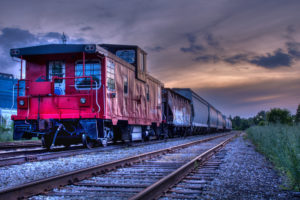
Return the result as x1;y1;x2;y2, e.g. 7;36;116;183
19;100;25;106
80;98;86;104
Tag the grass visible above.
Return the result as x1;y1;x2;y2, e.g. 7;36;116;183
246;125;300;191
0;129;13;142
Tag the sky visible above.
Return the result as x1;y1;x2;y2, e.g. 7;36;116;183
0;0;299;118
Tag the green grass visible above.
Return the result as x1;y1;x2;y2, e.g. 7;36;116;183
246;125;300;191
0;129;13;142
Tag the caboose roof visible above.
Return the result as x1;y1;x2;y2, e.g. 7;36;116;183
10;44;108;58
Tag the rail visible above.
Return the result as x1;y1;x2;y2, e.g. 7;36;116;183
0;132;235;199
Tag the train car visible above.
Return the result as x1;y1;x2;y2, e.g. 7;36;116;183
226;117;232;131
208;105;218;131
162;88;192;137
222;115;227;130
10;44;163;149
172;88;209;133
217;111;223;131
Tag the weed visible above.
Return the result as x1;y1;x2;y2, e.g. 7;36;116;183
246;125;300;191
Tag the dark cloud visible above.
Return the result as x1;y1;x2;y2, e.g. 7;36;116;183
80;26;93;31
224;54;249;64
195;77;300;117
43;32;63;39
0;27;86;73
204;33;220;49
0;28;38;50
147;46;164;52
250;49;292;68
180;33;205;53
286;41;300;58
194;55;220;63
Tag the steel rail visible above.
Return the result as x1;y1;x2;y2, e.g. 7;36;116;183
130;133;238;200
0;132;228;167
0;132;233;200
0;141;41;150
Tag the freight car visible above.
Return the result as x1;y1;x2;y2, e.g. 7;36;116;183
172;88;232;133
161;88;191;138
10;43;231;149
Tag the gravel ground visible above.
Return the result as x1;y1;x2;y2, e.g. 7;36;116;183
202;135;297;200
0;133;225;190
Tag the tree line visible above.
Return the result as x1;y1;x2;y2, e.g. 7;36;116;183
231;104;300;130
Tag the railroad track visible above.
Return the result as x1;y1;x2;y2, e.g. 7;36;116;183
0;131;238;200
0;140;41;150
0;133;225;167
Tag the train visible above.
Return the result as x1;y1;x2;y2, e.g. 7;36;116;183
10;43;232;149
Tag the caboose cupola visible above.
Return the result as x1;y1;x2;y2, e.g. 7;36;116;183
100;44;147;82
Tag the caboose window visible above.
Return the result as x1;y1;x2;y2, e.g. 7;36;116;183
48;61;64;83
107;60;115;91
146;85;149;101
123;76;128;95
116;50;135;64
140;52;145;72
75;60;101;89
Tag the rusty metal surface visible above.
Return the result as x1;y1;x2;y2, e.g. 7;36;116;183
130;133;238;200
0;133;232;200
106;56;162;125
164;88;191;126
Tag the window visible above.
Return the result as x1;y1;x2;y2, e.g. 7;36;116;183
75;60;101;89
48;61;65;83
116;50;135;64
140;52;145;72
107;60;115;91
146;85;149;101
158;86;161;104
123;76;128;95
49;61;65;95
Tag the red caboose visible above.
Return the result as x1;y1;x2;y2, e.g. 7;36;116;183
11;44;163;148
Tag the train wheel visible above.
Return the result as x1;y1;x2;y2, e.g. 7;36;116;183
82;133;94;149
41;135;52;150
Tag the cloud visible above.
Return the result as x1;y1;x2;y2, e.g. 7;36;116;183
180;33;205;53
194;55;220;63
249;49;292;68
80;26;93;31
194;77;300;117
224;54;249;64
286;41;300;58
147;46;164;52
204;33;221;49
0;27;86;74
0;28;38;50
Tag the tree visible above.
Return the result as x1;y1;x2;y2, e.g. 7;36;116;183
266;108;293;125
253;110;266;125
295;104;300;124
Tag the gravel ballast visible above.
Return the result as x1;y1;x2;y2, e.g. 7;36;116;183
201;135;296;200
0;133;225;190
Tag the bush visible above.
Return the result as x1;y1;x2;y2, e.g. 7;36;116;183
266;108;293;125
246;125;300;191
